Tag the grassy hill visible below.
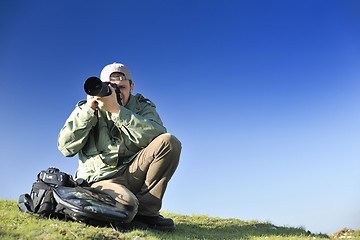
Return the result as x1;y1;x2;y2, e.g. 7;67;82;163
1;199;358;239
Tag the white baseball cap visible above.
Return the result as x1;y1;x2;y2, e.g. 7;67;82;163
100;62;132;82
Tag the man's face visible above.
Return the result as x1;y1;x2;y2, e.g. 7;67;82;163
109;72;134;106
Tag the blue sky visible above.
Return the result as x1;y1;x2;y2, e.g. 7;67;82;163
1;0;359;234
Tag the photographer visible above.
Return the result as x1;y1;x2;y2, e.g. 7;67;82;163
57;62;181;231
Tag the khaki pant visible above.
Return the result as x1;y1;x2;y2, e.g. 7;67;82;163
91;133;181;222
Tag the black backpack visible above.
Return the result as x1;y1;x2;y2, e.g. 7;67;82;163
18;167;131;226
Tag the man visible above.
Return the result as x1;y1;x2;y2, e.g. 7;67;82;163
58;62;181;231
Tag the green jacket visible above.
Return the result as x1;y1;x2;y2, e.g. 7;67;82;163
58;93;166;183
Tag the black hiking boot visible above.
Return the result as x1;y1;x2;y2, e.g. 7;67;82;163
133;214;176;232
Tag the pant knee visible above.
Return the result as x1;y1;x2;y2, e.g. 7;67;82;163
158;133;182;153
157;133;182;169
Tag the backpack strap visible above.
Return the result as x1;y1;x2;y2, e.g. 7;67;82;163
18;194;34;213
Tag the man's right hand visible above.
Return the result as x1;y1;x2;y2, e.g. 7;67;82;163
86;95;99;110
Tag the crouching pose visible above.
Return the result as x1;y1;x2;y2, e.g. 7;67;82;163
58;62;181;231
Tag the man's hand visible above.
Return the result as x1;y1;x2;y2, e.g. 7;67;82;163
86;95;99;110
87;85;120;114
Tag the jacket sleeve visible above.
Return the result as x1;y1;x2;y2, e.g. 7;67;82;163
112;99;167;149
57;103;98;157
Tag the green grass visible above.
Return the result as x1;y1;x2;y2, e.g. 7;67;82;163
1;199;359;239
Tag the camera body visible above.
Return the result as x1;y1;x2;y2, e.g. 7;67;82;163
38;167;76;187
84;76;122;105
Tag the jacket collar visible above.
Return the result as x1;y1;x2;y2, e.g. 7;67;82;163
124;94;141;113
